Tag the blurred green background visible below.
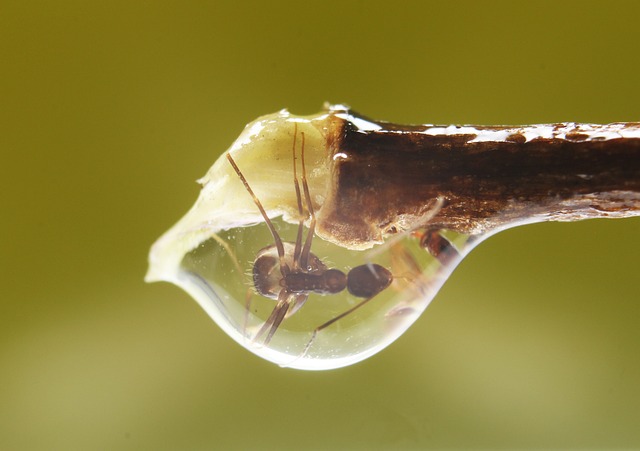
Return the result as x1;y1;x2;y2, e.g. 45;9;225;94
2;1;639;449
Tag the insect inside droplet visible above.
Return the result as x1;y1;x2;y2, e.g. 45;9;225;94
146;104;640;370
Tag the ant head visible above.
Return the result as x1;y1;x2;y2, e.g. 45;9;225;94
252;250;280;300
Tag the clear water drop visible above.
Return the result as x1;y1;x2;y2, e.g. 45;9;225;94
176;218;482;370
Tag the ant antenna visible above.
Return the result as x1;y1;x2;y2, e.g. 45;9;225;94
226;153;289;274
291;123;305;270
299;132;317;269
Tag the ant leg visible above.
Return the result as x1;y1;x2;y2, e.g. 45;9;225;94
290;123;306;270
386;242;436;318
299;132;317;269
299;264;392;358
389;241;423;287
253;290;292;345
207;231;256;338
300;292;383;359
242;288;254;338
208;231;244;275
227;154;290;275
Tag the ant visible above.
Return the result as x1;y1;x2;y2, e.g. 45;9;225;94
226;125;458;351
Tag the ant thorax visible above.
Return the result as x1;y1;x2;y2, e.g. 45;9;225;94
252;242;327;300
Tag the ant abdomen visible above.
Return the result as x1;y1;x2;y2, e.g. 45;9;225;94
346;264;393;298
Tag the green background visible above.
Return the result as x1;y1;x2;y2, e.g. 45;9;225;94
2;1;639;449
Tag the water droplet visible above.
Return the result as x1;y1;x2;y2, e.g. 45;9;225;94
176;218;482;370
